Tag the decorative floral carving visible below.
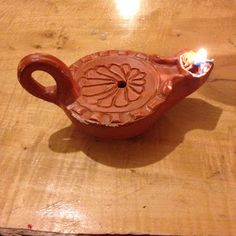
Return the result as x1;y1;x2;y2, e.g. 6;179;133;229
80;64;146;108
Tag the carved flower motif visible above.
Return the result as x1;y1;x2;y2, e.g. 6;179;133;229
80;64;146;107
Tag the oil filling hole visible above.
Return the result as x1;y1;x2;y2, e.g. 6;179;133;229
117;80;127;88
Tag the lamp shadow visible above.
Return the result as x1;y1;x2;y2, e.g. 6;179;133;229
49;98;222;168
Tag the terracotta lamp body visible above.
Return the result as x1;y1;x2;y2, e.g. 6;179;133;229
17;50;213;139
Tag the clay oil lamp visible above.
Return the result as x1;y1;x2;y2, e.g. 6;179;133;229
17;49;214;139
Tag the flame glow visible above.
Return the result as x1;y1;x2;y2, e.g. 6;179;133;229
180;48;213;77
193;48;208;66
115;0;141;20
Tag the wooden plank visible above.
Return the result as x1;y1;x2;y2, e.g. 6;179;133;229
0;0;236;235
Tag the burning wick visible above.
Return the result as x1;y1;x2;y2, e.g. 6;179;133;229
192;48;213;74
193;48;207;66
183;48;214;75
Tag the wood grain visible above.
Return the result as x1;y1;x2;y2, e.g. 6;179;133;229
0;0;236;235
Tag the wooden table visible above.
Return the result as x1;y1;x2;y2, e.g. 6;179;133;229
1;1;236;235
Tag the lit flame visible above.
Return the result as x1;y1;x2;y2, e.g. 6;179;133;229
193;48;208;66
115;0;141;20
180;48;213;76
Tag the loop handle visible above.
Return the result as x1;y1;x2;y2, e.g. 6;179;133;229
17;53;79;105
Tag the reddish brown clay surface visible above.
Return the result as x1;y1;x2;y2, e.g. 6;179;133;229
17;50;213;139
